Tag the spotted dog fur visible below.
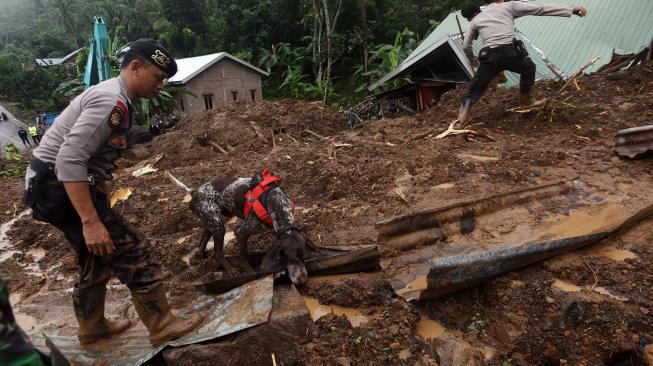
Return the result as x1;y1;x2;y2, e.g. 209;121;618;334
187;174;312;285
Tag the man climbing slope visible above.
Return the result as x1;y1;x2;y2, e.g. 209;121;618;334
459;0;588;125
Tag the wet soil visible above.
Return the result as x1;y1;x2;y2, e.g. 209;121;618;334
1;66;652;365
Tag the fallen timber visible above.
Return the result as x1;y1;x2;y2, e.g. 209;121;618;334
378;178;653;301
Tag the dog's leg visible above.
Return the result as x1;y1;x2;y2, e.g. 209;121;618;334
197;227;212;258
196;208;238;275
235;219;259;273
210;223;238;275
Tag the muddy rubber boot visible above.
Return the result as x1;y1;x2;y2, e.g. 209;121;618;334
459;102;472;125
131;285;204;346
518;91;532;106
73;283;132;344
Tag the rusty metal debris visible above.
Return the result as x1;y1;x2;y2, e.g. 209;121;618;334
162;285;312;365
33;276;274;366
615;124;653;158
379;178;653;301
199;246;380;294
377;179;585;251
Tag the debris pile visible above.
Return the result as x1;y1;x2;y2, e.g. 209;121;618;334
1;62;652;365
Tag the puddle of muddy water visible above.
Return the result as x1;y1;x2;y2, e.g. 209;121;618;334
539;204;622;240
552;279;628;301
483;346;496;361
589;247;637;262
14;313;38;332
396;275;428;300
416;317;446;340
9;292;22;305
303;296;374;327
0;210;32;262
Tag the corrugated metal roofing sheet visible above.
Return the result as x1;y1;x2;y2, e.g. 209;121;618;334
35;48;83;67
387;0;653;88
169;52;269;84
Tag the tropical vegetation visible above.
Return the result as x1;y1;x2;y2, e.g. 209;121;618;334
0;0;480;113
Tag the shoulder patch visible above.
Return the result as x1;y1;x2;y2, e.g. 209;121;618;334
107;134;128;149
109;106;124;129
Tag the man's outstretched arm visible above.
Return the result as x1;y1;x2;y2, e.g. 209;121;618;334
510;2;587;18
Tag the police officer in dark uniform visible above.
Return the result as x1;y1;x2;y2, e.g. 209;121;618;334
22;39;203;346
459;0;588;125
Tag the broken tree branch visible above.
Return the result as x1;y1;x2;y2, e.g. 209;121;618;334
394;188;409;204
304;129;326;140
507;56;600;114
285;133;299;145
435;120;495;141
250;121;267;141
164;171;192;194
557;56;600;95
208;141;228;155
271;128;276;149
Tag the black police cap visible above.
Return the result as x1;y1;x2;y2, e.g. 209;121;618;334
461;4;481;21
128;38;177;77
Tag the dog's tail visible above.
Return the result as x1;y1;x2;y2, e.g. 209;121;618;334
165;171;193;194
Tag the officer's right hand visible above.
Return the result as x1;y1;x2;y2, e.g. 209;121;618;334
573;6;587;16
83;218;115;256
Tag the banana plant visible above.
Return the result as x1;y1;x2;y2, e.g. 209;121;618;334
136;84;196;126
354;28;417;92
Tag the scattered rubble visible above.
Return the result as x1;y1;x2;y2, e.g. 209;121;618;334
615;124;653;158
1;64;652;364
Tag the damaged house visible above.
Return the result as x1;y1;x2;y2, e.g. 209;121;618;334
169;52;269;115
360;0;653;122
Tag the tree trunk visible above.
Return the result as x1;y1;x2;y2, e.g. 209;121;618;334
321;0;331;103
320;0;342;103
361;0;369;76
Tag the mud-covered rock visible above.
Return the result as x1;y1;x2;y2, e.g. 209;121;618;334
433;333;484;366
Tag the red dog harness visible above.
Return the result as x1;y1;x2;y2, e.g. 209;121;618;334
243;169;293;227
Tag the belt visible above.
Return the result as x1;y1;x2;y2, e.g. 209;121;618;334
30;157;55;175
489;43;515;52
30;158;96;185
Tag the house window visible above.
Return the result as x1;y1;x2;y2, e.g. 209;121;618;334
180;98;185;112
231;91;238;101
203;94;214;110
250;89;256;101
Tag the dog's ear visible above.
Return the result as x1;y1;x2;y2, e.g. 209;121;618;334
260;241;284;273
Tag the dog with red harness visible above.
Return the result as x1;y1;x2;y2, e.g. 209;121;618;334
167;169;315;285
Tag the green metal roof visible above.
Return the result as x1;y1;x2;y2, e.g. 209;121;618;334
385;0;653;88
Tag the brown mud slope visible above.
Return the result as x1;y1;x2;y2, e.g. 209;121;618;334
2;67;653;365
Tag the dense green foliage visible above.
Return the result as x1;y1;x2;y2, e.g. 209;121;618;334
0;0;479;109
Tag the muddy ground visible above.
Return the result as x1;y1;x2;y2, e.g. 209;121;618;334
1;63;652;365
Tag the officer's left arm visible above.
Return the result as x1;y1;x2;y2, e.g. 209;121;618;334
510;2;574;18
55;92;117;183
463;24;478;63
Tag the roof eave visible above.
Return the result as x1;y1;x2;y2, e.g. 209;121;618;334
174;52;270;84
368;35;467;92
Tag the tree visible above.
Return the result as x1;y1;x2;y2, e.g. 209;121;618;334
50;0;82;47
310;0;344;103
